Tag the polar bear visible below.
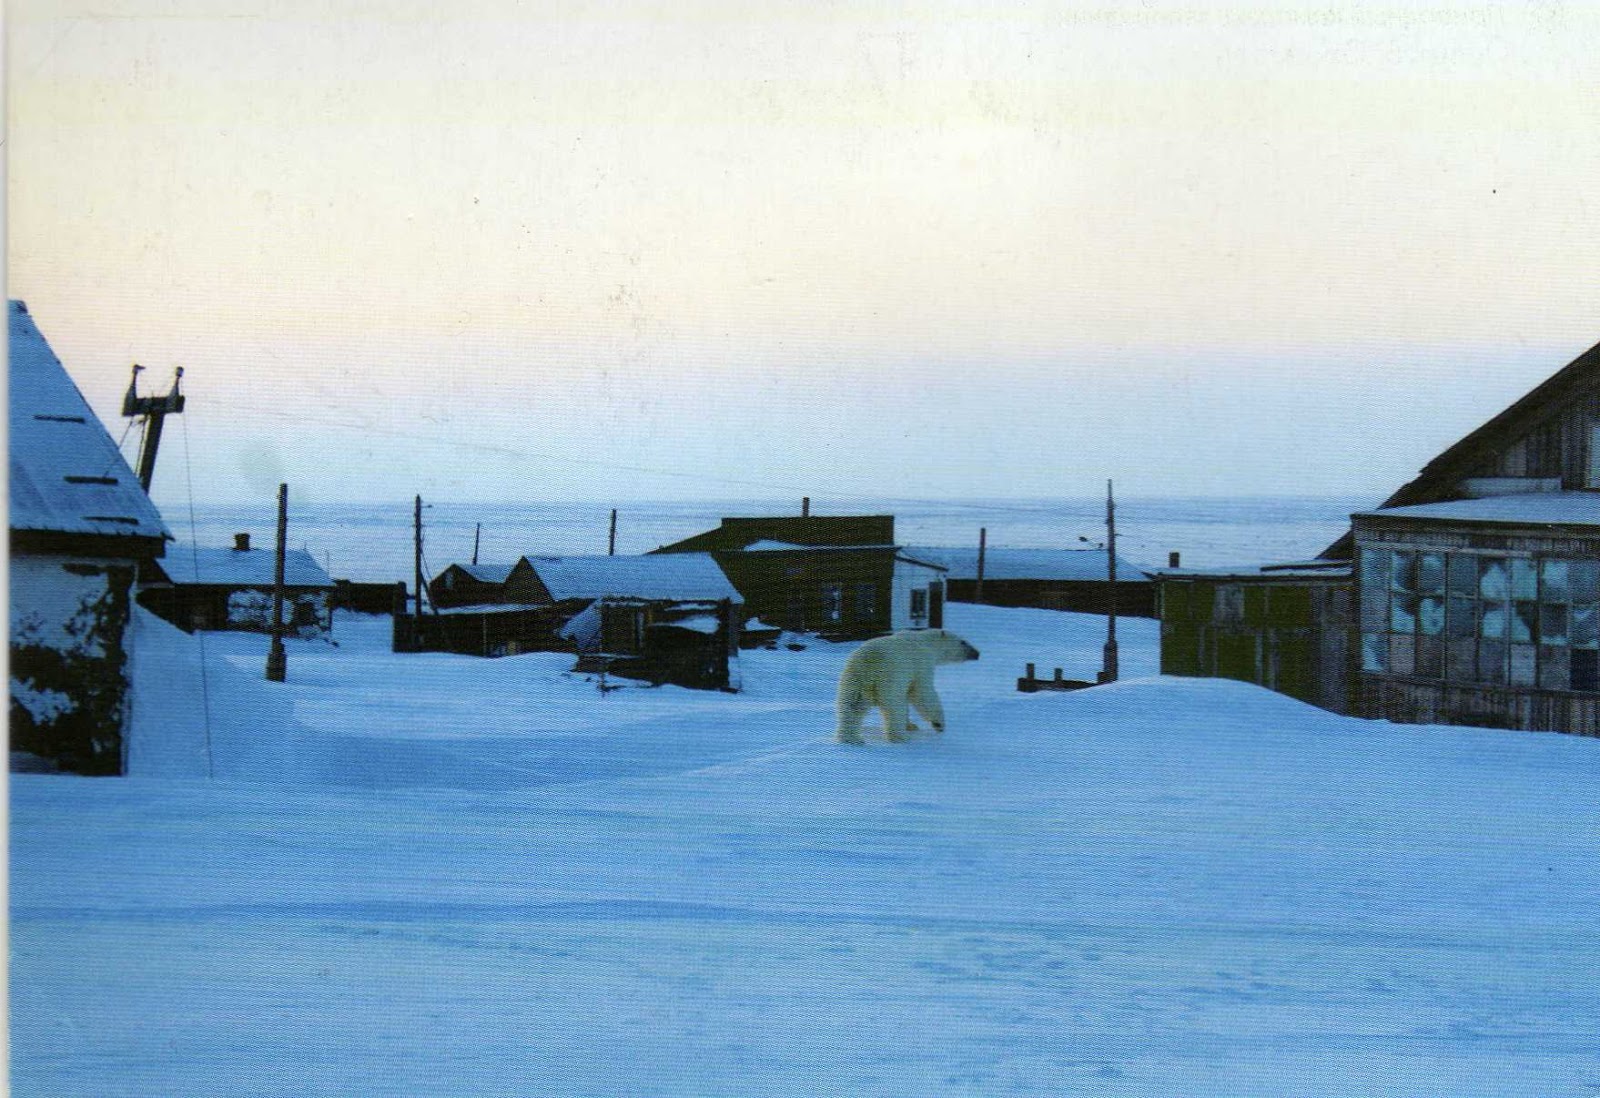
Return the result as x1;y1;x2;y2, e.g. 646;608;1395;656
836;629;980;745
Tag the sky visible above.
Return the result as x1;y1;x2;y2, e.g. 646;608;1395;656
8;0;1600;510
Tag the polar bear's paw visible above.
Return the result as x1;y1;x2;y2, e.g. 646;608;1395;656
836;730;866;746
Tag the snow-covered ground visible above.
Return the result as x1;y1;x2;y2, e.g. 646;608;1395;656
11;604;1600;1096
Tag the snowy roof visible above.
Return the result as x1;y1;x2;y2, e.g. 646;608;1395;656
161;545;334;588
9;300;170;544
447;561;516;584
907;546;1151;582
523;553;741;603
1152;561;1352;581
1356;492;1600;528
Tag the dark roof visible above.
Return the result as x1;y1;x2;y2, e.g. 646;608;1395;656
1323;337;1600;558
653;515;895;554
9;300;170;550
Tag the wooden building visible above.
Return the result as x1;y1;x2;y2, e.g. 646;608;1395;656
910;545;1156;618
651;515;946;639
141;534;335;637
406;553;744;690
428;561;516;610
1157;335;1600;735
9;300;171;775
1353;495;1600;733
1155;561;1354;713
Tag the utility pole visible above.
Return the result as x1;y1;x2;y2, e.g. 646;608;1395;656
122;364;185;492
1100;479;1119;684
414;495;425;630
976;527;987;605
265;483;288;682
609;509;618;556
472;523;482;566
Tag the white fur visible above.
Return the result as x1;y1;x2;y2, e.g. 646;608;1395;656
835;629;979;745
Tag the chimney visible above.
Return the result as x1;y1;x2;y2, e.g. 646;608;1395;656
801;497;810;518
234;533;251;552
1168;551;1181;568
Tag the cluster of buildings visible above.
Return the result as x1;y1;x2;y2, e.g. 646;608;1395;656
1154;339;1600;734
11;294;1598;775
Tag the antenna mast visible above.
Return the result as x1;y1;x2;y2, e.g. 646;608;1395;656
122;364;186;492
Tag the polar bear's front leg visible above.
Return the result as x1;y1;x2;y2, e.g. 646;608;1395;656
880;696;912;743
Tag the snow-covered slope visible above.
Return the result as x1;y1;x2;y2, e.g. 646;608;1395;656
12;605;1600;1096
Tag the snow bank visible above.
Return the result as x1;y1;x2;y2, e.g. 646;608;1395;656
126;607;304;780
14;602;1600;1097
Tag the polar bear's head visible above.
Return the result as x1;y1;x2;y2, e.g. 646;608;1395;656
923;629;980;664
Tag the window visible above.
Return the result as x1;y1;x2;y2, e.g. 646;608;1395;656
853;583;877;622
1362;547;1600;692
910;588;928;625
821;584;844;625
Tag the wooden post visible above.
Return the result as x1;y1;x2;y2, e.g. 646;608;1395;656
1100;479;1119;684
976;527;987;605
609;509;618;556
265;483;288;681
473;523;482;566
416;499;428;627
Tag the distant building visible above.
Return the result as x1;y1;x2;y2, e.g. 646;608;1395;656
1156;337;1600;735
141;533;335;637
651;514;946;638
407;553;744;689
908;545;1156;618
427;561;517;610
9;300;171;774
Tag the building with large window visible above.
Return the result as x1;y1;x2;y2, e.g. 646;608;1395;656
1353;494;1600;732
1157;336;1600;735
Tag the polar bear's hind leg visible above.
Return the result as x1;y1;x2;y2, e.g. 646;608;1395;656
909;679;946;733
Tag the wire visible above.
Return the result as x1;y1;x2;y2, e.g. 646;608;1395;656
181;411;216;780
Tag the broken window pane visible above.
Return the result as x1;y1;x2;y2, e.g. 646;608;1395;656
1541;603;1569;645
1418;596;1445;636
1480;604;1508;640
1511;558;1538;601
1571;560;1600;603
1418;553;1445;595
1390;593;1418;634
1541;559;1570;603
1391;551;1416;594
1572;604;1599;649
1512;601;1537;644
1478;557;1509;602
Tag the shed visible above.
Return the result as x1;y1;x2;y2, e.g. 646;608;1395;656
9;299;171;775
1157;334;1600;735
142;534;335;637
908;545;1156;618
651;514;945;638
1153;561;1354;714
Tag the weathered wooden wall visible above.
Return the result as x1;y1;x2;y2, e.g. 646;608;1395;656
1158;575;1353;714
